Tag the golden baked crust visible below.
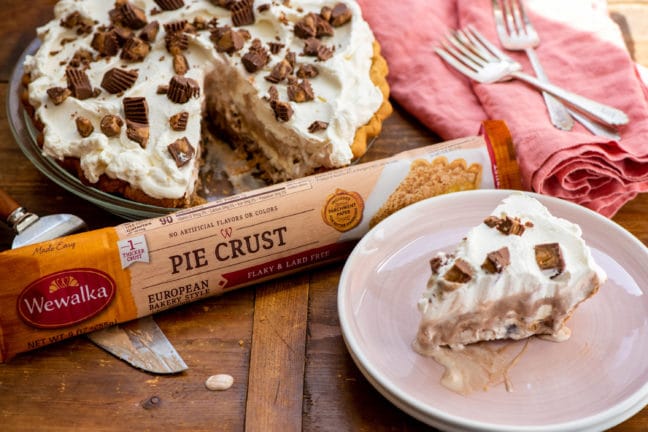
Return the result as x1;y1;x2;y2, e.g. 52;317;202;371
350;41;393;159
370;156;483;227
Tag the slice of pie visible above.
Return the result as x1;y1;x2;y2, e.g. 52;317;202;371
414;193;607;354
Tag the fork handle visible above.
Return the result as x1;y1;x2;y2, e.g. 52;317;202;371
525;48;574;131
511;71;629;127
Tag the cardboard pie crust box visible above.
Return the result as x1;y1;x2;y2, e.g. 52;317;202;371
0;120;521;362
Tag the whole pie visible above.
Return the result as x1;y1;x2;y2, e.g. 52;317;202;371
22;0;391;207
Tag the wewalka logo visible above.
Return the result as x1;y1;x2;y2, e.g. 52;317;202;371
18;269;116;328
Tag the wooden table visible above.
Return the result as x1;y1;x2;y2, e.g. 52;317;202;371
0;1;646;430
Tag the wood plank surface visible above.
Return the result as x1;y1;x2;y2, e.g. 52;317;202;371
0;1;646;431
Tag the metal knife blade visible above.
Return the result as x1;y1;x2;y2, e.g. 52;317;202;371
2;187;187;374
87;317;188;374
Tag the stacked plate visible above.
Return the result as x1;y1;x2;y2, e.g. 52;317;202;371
338;190;648;431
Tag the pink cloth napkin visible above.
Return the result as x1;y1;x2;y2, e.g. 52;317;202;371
358;0;648;217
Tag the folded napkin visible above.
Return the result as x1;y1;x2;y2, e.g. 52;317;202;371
358;0;648;216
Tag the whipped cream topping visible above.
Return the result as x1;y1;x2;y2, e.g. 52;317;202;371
24;0;382;200
415;193;607;351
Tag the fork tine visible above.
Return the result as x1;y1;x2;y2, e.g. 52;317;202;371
434;46;480;81
441;39;484;70
502;0;518;36
446;32;490;67
515;0;539;39
491;0;508;41
510;0;525;36
465;25;512;63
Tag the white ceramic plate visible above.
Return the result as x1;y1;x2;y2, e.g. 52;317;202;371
338;189;648;431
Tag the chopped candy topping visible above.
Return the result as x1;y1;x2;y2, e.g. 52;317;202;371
100;114;124;137
65;68;93;100
167;75;200;104
168;137;195;167
330;3;352;27
154;0;185;11
265;59;292;83
481;247;510;274
308;120;328;133
444;258;474;283
231;0;255;26
101;68;139;94
139;21;160;42
123;97;149;125
75;116;94;137
47;87;71;105
535;243;565;275
287;79;314;103
169;111;189;131
119;2;148;29
211;26;245;54
241;39;269;73
121;36;150;61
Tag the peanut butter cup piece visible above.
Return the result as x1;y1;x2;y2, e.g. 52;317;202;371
65;68;93;100
265;59;292;83
47;87;71;105
320;6;332;22
154;0;185;10
167;137;195;167
75;116;94;137
164;20;189;34
271;100;293;122
484;215;526;236
126;121;150;147
231;0;255;26
91;30;120;57
481;247;510;274
302;38;334;61
296;64;319;78
294;13;317;39
241;39;269;73
119;2;148;29
169;111;189;131
443;258;473;283
173;53;189;74
139;21;160;42
101;68;139;94
330;3;352;27
211;26;245;54
287;79;314;103
303;37;321;56
69;49;94;68
267;85;279;101
100;114;124;137
534;243;565;275
316;15;334;38
308;120;328;133
164;20;190;54
121;36;150;61
267;42;284;55
316;44;334;61
167;75;200;104
61;11;82;29
123;96;149;125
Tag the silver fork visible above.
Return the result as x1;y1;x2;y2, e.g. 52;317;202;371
493;0;620;139
493;0;573;131
435;26;629;128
